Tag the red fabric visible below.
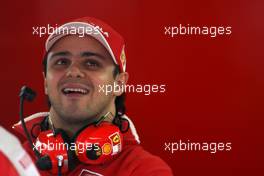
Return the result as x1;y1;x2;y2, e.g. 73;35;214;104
14;116;173;176
0;151;19;176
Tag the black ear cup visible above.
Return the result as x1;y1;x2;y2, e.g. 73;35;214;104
36;155;52;170
86;144;102;160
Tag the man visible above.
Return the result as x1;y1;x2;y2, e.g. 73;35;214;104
13;17;173;175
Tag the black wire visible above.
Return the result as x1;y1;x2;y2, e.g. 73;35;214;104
58;165;62;176
19;97;41;158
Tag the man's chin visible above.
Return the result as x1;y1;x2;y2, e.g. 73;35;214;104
59;112;94;124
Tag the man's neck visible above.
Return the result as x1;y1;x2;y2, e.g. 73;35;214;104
48;108;116;137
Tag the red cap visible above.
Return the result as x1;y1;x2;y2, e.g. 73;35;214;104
45;17;126;72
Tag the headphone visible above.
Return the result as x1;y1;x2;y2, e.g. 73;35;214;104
19;86;128;175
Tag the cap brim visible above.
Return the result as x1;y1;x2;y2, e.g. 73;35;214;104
45;22;117;64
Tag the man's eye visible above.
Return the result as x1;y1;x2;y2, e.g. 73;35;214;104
55;59;69;65
85;60;100;68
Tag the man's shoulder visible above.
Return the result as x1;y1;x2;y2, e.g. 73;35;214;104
12;112;48;138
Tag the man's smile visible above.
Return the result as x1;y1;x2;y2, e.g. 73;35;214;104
60;83;90;97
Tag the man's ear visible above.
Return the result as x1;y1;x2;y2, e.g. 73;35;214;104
42;72;48;95
113;72;129;96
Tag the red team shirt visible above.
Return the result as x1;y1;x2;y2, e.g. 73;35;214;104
13;112;173;176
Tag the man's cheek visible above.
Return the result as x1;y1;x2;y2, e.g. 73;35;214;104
46;82;60;97
96;81;115;96
91;78;105;93
47;73;61;89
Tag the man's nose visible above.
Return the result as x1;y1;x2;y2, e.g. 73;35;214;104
66;64;85;78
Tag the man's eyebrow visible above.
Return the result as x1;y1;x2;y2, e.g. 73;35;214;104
48;51;71;59
81;51;106;60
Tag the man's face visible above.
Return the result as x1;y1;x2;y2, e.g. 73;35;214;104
44;35;119;123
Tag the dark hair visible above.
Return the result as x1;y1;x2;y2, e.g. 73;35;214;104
42;54;126;116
